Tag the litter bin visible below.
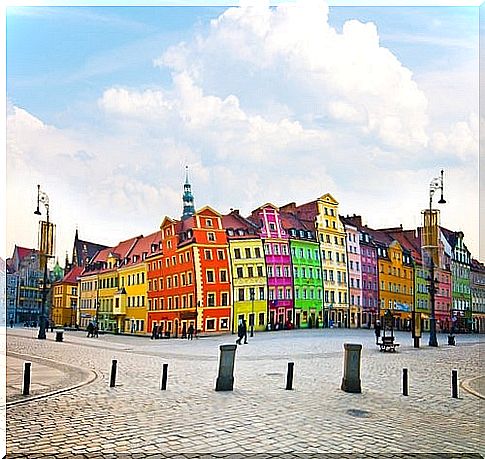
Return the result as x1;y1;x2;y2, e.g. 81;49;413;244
448;334;455;346
55;331;64;342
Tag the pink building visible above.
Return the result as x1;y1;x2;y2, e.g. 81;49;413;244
249;204;293;329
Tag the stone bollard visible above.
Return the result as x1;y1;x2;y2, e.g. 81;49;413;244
341;343;362;393
286;362;294;390
452;369;458;398
215;344;237;391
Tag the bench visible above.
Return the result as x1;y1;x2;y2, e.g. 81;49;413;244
379;336;400;352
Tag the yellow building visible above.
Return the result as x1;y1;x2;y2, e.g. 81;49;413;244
51;266;82;326
223;210;267;333
78;272;98;328
116;232;159;334
376;238;414;329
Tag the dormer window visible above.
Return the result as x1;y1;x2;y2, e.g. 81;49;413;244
227;229;234;236
237;229;244;236
142;252;147;260
187;230;193;239
206;219;213;227
269;223;276;231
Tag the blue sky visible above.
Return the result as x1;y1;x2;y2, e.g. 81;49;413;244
5;2;481;262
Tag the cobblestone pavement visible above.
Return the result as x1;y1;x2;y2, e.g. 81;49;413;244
6;327;485;456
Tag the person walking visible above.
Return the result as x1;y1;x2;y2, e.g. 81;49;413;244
87;322;94;338
242;319;248;344
151;324;158;340
187;324;194;340
236;319;244;345
9;319;13;328
374;320;381;345
182;323;187;339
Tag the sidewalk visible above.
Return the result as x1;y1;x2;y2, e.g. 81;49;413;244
463;375;485;399
6;353;96;404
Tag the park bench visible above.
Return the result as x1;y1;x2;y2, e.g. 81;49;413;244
379;335;400;352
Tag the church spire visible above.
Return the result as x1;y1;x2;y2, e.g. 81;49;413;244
182;165;195;220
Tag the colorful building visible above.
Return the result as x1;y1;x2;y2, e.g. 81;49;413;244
280;207;323;328
51;266;82;327
441;228;472;332
342;219;362;328
470;259;485;333
249;204;293;329
116;232;159;335
342;216;379;327
148;206;232;335
223;210;267;333
288;194;348;328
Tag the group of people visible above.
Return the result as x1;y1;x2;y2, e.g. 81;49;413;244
151;323;195;340
86;321;99;338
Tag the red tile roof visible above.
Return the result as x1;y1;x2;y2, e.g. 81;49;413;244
61;266;83;284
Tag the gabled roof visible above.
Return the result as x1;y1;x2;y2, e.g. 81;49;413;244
222;210;260;239
72;230;109;267
122;232;161;267
279;210;311;232
60;266;83;284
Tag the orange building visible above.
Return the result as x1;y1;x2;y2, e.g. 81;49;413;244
147;206;232;336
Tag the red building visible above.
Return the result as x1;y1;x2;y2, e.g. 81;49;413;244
147;206;232;335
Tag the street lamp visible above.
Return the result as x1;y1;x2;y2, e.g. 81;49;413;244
424;170;446;347
34;184;55;340
250;287;255;337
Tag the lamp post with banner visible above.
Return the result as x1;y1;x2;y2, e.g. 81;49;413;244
34;184;56;340
249;287;255;337
422;170;446;347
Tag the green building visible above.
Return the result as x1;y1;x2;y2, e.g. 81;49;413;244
280;210;323;328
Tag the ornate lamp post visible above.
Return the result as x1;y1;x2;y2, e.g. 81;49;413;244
34;184;55;340
424;170;446;347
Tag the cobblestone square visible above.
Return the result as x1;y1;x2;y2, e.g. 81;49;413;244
5;327;485;457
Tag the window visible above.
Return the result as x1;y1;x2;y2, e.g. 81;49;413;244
207;232;216;242
237;267;244;278
268;266;273;277
255;247;261;258
259;287;265;300
206;319;215;330
294;267;299;278
221;292;228;306
220;318;229;329
217;250;225;260
248;266;254;278
238;288;245;301
269;222;276;231
206;270;215;283
278;288;283;299
284;266;289;277
234;248;241;259
206;219;213;227
258;312;265;326
286;288;291;299
264;244;271;255
207;293;215;307
220;270;228;282
205;250;212;260
274;244;280;255
257;266;263;277
276;266;282;277
245;248;251;258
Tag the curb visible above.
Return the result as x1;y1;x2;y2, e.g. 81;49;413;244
6;351;99;407
461;375;485;400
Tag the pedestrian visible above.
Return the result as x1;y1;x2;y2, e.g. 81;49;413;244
242;319;248;344
9;318;13;328
236;319;244;345
151;324;158;340
50;321;54;333
87;322;94;338
94;324;99;338
187;323;194;340
182;323;187;339
374;320;381;345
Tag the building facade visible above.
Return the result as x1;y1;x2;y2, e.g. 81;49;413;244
250;204;293;329
470;259;485;333
223;210;267;333
51;266;82;327
343;220;362;328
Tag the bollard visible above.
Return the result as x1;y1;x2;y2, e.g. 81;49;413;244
55;331;64;342
286;362;294;390
402;368;409;396
22;362;31;396
341;343;362;393
452;369;458;398
215;344;237;391
110;359;117;387
161;363;168;390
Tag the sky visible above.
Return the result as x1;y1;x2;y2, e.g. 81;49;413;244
4;1;481;265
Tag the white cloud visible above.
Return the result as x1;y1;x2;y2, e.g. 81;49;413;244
6;1;480;260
